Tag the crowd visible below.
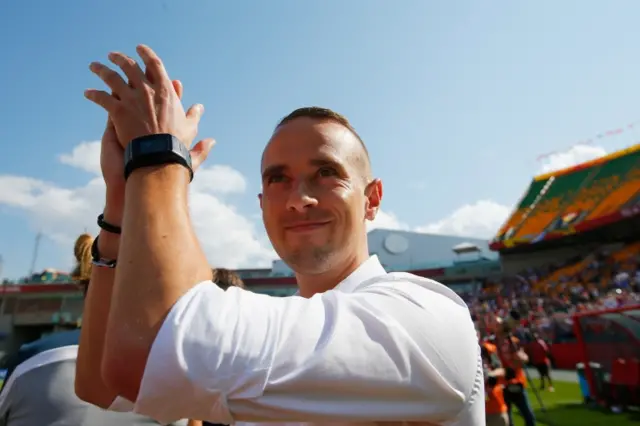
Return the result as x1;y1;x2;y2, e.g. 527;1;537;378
468;240;640;426
467;241;640;345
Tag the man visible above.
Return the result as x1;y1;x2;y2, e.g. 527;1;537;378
529;332;554;392
0;234;187;426
495;321;535;426
76;45;483;425
479;331;508;426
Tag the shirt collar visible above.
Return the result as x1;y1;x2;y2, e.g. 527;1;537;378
293;255;387;296
334;255;387;294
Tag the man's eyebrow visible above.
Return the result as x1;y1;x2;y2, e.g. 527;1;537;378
261;164;286;180
309;158;338;167
310;158;348;173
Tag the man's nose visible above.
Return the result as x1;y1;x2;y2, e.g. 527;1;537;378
286;181;318;212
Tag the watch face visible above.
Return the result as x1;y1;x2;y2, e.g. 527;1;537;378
140;137;168;153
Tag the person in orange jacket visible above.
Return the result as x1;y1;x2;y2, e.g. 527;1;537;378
495;321;536;426
479;331;509;426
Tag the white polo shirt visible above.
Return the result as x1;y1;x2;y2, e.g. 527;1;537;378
114;256;484;425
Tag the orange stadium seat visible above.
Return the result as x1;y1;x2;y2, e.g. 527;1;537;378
494;178;550;241
512;166;596;240
586;159;640;220
534;255;593;292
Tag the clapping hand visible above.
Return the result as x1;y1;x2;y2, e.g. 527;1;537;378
86;44;215;173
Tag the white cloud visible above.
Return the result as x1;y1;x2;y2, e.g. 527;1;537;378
537;144;607;175
369;200;512;240
0;141;276;271
58;141;101;175
367;209;408;232
416;200;511;239
192;164;247;195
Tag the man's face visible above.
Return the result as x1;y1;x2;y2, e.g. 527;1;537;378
259;117;381;275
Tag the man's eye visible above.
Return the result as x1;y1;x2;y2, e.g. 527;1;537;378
318;167;337;177
267;174;286;184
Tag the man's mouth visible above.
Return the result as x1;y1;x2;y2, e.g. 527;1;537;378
284;221;331;232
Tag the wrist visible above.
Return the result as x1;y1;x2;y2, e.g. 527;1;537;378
127;163;190;190
97;231;120;259
104;194;124;227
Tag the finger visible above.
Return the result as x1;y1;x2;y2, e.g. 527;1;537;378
84;89;119;112
89;62;130;97
107;52;146;87
186;103;205;125
190;138;216;171
136;44;170;86
172;80;183;100
102;118;119;145
103;116;115;134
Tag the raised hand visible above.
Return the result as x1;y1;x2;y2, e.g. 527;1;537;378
85;45;214;158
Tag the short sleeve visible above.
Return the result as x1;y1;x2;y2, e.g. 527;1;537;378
130;278;482;425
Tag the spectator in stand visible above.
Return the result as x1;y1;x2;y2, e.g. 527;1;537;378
529;332;554;392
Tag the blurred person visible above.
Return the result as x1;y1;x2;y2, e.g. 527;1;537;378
0;234;187;426
76;45;483;425
210;268;244;290
496;320;535;426
529;333;554;392
480;331;508;426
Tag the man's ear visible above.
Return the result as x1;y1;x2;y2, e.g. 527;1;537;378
258;193;263;210
364;179;382;221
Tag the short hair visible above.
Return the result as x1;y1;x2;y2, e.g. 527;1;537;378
211;268;245;290
276;107;371;178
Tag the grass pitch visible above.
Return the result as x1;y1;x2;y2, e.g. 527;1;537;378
513;378;639;426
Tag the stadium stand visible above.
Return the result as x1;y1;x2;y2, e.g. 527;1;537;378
486;144;640;415
492;144;640;249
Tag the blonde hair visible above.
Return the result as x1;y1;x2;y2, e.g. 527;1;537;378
211;268;244;290
72;233;93;284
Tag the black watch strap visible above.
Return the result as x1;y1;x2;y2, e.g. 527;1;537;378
124;134;193;181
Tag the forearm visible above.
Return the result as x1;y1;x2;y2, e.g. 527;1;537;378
103;164;211;401
76;200;122;408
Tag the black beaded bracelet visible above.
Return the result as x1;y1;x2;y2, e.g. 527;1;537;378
97;213;122;235
91;236;117;268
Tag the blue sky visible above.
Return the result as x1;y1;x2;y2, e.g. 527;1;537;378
1;1;640;279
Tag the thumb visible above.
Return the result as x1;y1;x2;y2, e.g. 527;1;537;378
190;138;216;171
172;80;184;99
186;103;204;124
103;116;116;138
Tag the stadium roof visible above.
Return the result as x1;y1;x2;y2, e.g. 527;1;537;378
491;144;640;251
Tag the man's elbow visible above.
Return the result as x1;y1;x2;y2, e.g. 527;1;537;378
100;340;146;403
74;374;114;409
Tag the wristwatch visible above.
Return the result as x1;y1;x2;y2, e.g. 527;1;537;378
124;134;193;181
